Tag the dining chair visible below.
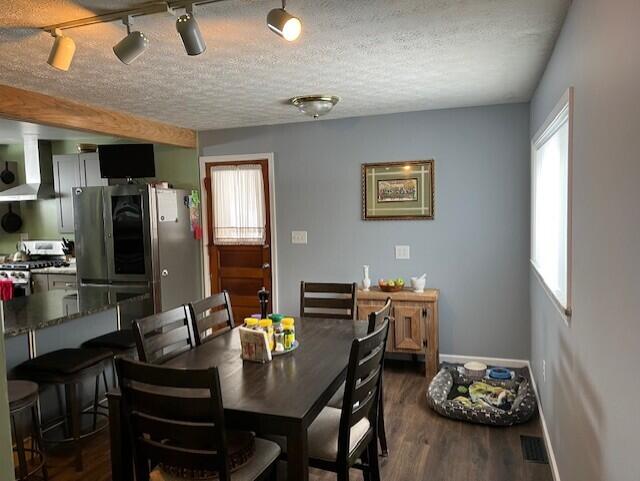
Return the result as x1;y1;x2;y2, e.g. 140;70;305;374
270;319;389;481
115;357;280;481
328;297;393;456
299;281;358;320
189;291;235;346
132;305;195;364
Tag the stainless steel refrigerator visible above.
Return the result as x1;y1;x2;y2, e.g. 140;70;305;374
73;184;200;313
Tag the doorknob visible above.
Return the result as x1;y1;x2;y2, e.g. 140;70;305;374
161;269;169;277
262;263;270;269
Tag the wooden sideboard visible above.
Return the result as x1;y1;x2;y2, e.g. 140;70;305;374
357;287;439;380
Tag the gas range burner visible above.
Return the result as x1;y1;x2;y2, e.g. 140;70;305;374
0;260;67;271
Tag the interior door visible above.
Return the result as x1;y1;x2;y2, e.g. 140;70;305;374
205;159;272;322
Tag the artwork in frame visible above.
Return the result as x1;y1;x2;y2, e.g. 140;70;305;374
362;160;434;220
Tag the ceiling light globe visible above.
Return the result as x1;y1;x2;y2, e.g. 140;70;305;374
113;31;149;65
176;13;206;56
290;95;340;119
267;8;302;41
47;34;76;71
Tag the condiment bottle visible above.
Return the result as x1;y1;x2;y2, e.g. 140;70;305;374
282;317;296;350
259;318;274;351
245;318;259;330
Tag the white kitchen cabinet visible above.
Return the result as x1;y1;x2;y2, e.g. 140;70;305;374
53;153;106;233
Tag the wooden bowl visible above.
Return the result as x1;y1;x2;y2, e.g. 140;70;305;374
379;284;404;292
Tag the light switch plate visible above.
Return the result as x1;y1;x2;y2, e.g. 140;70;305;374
395;245;410;260
291;231;308;244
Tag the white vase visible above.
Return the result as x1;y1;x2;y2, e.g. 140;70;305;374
362;265;371;291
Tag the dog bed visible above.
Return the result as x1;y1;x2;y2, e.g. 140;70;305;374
426;366;537;426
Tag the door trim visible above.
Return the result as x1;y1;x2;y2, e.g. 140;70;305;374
198;153;278;312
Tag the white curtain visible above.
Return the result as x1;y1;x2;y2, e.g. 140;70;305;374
210;164;266;245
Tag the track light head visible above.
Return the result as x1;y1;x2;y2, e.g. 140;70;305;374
47;29;76;71
267;1;301;42
113;18;149;65
176;8;206;56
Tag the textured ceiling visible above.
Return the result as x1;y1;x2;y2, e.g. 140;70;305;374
0;0;570;131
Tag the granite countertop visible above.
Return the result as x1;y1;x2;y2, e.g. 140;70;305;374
1;287;150;338
30;266;77;275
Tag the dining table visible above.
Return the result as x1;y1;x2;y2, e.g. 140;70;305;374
108;316;357;481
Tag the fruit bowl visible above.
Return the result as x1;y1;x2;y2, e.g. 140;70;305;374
379;284;404;293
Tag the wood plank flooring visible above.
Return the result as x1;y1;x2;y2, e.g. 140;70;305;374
41;361;553;481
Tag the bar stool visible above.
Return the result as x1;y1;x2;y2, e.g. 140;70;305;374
82;329;137;387
15;348;113;472
9;380;48;481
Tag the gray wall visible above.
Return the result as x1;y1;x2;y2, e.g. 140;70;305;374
530;1;640;481
200;104;531;358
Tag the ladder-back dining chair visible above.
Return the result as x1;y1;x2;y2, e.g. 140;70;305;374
115;357;280;481
299;281;358;320
189;291;235;346
132;305;195;365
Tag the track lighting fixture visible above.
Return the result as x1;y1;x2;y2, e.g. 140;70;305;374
176;3;206;56
113;16;149;65
47;29;76;71
267;0;302;42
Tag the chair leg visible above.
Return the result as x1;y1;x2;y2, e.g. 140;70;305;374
66;382;83;472
362;446;372;481
92;375;100;430
377;391;389;457
337;466;350;481
31;404;49;481
367;439;381;481
13;412;30;481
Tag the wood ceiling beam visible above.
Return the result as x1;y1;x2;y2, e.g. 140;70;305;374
0;83;197;148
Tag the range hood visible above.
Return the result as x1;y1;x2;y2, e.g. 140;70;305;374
0;135;54;202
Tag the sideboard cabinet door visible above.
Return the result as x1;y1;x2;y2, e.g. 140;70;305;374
392;303;423;351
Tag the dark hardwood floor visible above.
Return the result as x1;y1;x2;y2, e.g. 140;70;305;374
41;362;553;481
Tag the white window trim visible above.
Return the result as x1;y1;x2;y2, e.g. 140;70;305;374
531;87;574;323
198;153;279;313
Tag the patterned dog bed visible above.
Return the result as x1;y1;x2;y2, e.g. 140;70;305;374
427;366;537;426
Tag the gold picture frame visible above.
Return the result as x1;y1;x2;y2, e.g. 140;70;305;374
361;160;434;220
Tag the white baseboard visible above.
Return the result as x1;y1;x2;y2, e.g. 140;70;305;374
439;353;529;368
524;360;561;481
438;354;561;481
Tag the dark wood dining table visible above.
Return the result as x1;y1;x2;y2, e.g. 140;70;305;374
108;317;356;481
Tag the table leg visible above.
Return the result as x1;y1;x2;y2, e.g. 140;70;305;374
108;390;133;481
287;423;309;481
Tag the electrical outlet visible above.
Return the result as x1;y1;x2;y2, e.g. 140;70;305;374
395;245;410;260
291;231;307;244
542;360;546;383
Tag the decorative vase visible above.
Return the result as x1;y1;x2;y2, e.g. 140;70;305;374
362;265;371;291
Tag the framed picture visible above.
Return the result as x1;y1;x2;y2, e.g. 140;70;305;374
362;160;434;220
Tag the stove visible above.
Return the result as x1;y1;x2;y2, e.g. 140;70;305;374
0;241;69;297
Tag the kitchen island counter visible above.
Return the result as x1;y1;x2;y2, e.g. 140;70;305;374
1;287;149;338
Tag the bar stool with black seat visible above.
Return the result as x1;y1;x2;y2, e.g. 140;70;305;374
327;297;392;456
15;347;113;472
115;356;281;481
9;380;48;481
82;329;138;387
189;290;235;346
300;281;358;320
270;319;390;481
132;305;194;364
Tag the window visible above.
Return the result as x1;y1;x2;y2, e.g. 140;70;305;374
210;164;266;245
531;88;573;317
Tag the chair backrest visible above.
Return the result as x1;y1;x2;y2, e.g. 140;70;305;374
300;281;358;320
115;357;230;481
339;319;390;462
189;291;235;346
132;305;194;364
367;297;392;334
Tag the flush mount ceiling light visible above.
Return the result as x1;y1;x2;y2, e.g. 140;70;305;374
113;16;150;64
47;29;76;71
176;3;206;56
267;0;302;41
289;95;340;119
